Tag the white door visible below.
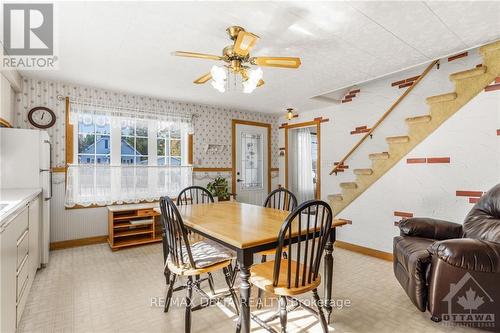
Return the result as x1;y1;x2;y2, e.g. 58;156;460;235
235;124;269;205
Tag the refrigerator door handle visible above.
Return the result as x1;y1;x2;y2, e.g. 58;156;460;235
40;140;53;201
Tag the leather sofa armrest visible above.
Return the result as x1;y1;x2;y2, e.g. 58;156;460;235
428;238;500;273
399;217;463;240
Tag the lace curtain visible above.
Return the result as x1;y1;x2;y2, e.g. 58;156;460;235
65;165;193;207
65;98;193;207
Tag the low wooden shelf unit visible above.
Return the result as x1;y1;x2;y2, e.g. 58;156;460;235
107;203;162;250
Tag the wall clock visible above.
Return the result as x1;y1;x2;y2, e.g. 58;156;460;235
28;107;56;129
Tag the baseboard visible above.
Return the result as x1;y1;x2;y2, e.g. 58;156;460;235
335;240;393;261
50;235;108;250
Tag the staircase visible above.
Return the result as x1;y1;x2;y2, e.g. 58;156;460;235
329;40;500;215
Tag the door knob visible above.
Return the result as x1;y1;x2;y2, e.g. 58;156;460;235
237;178;244;182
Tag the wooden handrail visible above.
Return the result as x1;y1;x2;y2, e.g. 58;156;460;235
329;60;439;175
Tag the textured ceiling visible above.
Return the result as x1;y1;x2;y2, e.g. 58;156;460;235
12;1;500;113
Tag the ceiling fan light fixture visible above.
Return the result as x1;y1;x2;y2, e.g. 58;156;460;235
242;68;263;94
210;65;227;93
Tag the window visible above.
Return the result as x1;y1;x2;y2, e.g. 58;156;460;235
121;119;148;165
77;114;110;165
157;125;181;166
240;132;263;189
73;114;189;167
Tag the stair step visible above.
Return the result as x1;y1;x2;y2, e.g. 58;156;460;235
328;194;343;202
386;135;410;144
340;182;358;190
406;115;431;124
353;168;373;175
369;152;390;160
480;40;500;54
426;92;457;104
450;66;487;81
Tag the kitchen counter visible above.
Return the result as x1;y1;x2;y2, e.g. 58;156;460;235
0;188;42;232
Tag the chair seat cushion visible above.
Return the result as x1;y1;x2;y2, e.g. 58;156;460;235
393;236;434;311
168;239;235;269
250;259;321;296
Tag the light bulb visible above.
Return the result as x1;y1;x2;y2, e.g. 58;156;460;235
242;68;263;94
211;80;225;93
210;65;227;93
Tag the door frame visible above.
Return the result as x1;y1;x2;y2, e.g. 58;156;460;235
284;119;322;199
231;119;272;196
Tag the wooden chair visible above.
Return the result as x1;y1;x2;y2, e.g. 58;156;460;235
256;187;298;308
172;186;218;293
177;185;215;206
162;186;215;285
160;196;239;333
247;200;332;333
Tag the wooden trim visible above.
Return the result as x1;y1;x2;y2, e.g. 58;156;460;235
270;167;279;172
330;60;439;174
231;119;272;195
284;119;322;199
50;235;108;250
187;133;193;165
281;117;329;130
335;240;393;261
193;167;232;172
65;97;73;165
0;117;13;128
285;126;289;188
51;167;66;173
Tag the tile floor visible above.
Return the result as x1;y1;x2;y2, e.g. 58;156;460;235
18;243;481;333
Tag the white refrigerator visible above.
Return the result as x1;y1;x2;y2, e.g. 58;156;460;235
0;128;52;265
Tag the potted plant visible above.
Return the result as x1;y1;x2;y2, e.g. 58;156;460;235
207;177;230;202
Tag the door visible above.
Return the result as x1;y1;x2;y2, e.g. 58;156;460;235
234;123;269;205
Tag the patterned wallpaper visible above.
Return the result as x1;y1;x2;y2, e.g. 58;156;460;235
14;78;281;168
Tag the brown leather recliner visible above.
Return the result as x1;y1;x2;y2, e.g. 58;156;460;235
393;184;500;330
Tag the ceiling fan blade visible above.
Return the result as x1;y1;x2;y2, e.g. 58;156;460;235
257;79;265;87
233;31;259;57
193;72;212;84
250;57;301;69
174;51;223;61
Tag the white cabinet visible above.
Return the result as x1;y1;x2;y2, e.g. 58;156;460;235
28;198;40;273
0;195;41;332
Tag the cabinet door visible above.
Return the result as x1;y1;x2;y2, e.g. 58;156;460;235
0;208;29;333
28;197;41;272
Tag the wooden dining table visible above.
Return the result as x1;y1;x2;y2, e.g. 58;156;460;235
156;201;349;333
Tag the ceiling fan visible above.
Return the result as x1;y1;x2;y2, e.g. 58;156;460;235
173;26;302;93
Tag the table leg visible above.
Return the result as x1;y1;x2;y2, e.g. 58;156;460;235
236;251;253;333
323;228;335;323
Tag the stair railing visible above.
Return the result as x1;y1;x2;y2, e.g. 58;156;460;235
329;60;439;175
